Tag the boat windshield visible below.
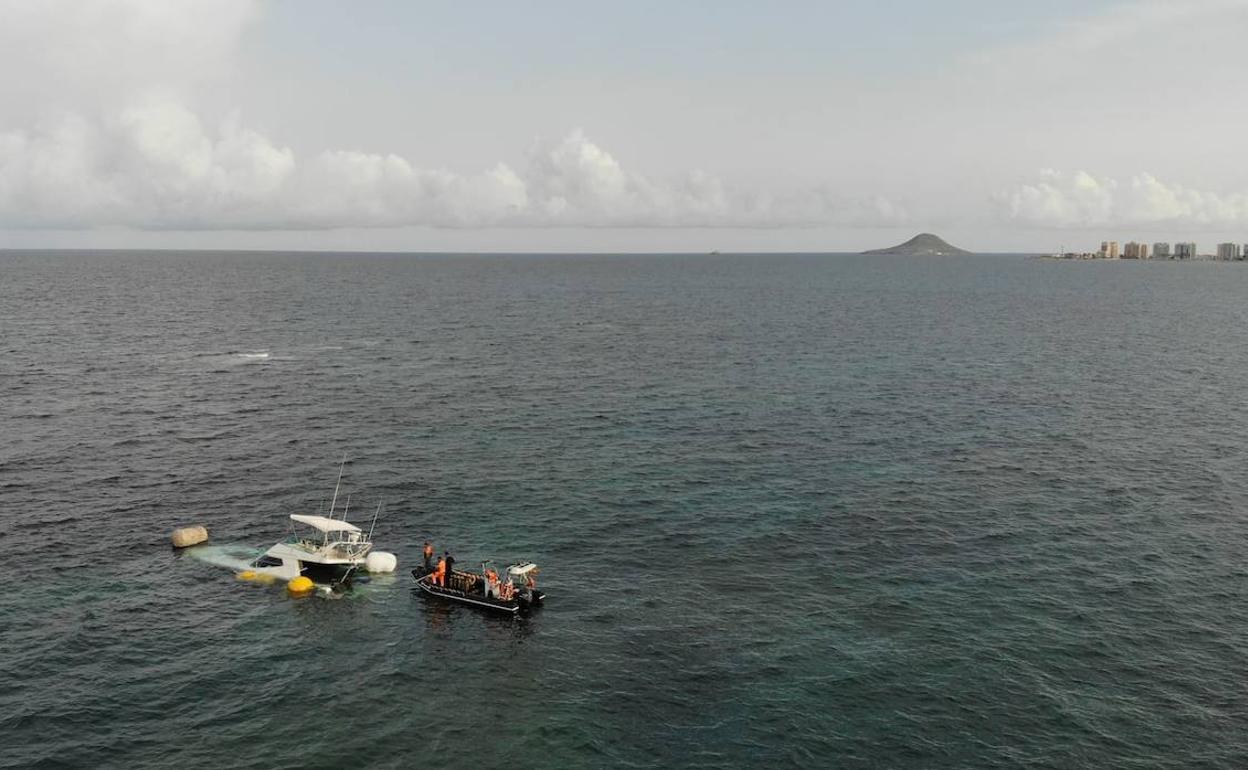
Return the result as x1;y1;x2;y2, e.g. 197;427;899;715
286;527;371;558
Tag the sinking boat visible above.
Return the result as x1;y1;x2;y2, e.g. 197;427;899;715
250;513;377;581
412;561;545;614
245;465;395;582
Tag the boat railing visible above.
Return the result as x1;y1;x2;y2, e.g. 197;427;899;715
327;539;372;559
282;533;371;559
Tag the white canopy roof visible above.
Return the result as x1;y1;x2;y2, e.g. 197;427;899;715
290;514;362;533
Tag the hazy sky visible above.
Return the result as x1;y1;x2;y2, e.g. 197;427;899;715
3;0;1248;252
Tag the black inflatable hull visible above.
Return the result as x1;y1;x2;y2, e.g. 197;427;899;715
410;568;543;615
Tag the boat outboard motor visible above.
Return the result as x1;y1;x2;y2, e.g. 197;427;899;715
331;569;355;594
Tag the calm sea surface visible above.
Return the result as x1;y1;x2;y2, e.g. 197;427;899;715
3;251;1248;769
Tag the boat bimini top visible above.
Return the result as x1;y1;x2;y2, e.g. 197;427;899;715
289;514;362;533
507;562;538;578
284;514;372;561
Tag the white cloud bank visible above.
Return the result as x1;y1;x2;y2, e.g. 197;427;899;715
0;0;906;232
998;170;1248;229
13;0;1247;238
0;107;908;230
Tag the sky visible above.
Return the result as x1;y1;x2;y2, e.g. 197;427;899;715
2;0;1248;253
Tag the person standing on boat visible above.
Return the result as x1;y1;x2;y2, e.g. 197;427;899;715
444;552;456;590
435;554;447;587
422;541;434;572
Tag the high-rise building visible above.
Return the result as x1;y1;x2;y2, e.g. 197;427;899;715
1123;242;1142;259
1154;242;1171;259
1175;242;1197;259
1141;243;1149;259
1100;241;1110;258
1108;241;1120;259
1217;243;1241;260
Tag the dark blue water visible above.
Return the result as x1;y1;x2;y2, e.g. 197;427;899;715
3;250;1248;768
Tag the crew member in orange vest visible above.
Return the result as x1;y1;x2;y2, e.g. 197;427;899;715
435;555;446;587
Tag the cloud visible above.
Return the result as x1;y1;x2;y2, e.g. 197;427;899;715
0;105;908;230
0;100;296;229
0;0;284;229
997;169;1248;228
0;0;915;232
0;0;259;107
959;0;1248;74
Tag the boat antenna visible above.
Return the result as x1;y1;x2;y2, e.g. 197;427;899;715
342;494;351;521
367;502;382;542
327;455;346;518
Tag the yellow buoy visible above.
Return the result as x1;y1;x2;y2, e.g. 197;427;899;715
237;570;258;581
287;576;314;596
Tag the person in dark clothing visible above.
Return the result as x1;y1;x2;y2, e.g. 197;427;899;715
444;552;456;590
422;541;434;572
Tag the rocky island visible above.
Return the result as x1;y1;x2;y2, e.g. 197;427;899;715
864;233;971;256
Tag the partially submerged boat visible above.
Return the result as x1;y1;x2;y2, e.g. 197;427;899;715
250;513;377;581
412;561;545;614
244;464;396;583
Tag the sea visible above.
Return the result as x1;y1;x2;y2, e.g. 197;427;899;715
3;250;1248;769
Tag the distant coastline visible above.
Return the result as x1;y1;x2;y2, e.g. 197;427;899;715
1039;253;1245;262
1043;239;1248;261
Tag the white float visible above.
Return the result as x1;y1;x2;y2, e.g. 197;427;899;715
171;525;208;548
364;551;397;573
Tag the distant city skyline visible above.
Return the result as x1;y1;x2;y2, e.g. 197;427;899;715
1053;237;1248;260
4;0;1248;252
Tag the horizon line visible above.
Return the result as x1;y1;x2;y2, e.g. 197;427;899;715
0;247;1041;257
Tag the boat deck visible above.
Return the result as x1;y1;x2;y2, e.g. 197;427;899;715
412;569;521;613
411;566;546;614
